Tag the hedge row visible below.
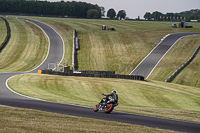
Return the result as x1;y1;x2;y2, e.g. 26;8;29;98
166;45;200;82
41;69;144;81
0;17;10;52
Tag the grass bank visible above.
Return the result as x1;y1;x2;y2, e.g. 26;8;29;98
0;17;7;45
0;106;177;133
8;73;200;123
0;17;48;72
19;16;200;88
21;16;200;75
149;35;200;87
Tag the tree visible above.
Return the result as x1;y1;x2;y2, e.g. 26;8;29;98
107;8;116;19
117;10;126;20
87;9;100;19
166;13;174;21
100;6;105;17
0;0;104;18
151;11;163;21
144;12;151;20
137;16;140;20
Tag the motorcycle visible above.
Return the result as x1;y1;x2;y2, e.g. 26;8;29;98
93;93;118;114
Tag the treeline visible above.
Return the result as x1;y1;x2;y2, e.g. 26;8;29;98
144;9;200;22
0;0;104;18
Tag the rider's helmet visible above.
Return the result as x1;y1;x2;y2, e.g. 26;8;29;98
112;90;116;93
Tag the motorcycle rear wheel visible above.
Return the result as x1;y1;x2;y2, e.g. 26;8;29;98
104;103;114;114
94;103;100;112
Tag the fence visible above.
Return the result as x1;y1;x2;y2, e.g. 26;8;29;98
41;69;144;81
0;17;11;52
47;63;65;72
166;45;200;82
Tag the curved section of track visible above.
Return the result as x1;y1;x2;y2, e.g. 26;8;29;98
0;18;64;100
130;32;200;79
21;18;64;73
0;18;200;133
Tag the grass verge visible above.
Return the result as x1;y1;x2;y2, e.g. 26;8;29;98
0;17;7;45
149;35;200;87
0;17;48;72
8;73;200;123
0;106;177;133
18;16;200;88
19;16;200;75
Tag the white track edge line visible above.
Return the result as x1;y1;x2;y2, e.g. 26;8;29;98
5;17;65;101
145;36;183;79
129;34;171;76
24;18;65;73
23;19;51;73
5;73;93;109
146;33;200;79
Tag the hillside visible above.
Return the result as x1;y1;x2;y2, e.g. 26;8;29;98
23;16;200;87
0;17;48;72
149;35;200;87
1;17;200;127
0;17;7;45
8;73;200;123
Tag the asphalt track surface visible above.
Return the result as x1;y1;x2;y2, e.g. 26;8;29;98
130;32;200;79
0;18;200;133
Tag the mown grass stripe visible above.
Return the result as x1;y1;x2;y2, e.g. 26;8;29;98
1;106;176;133
8;73;200;123
0;18;7;44
0;18;48;72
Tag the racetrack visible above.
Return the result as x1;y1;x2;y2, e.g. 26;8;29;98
0;18;200;133
130;32;200;79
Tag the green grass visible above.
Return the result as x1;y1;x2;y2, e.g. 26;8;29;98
0;106;177;133
149;35;200;87
19;16;200;88
21;16;200;75
3;16;200;131
3;17;200;87
8;73;200;123
0;17;48;72
0;17;7;45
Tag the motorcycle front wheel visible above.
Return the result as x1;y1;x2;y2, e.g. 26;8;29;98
104;103;114;114
94;103;100;112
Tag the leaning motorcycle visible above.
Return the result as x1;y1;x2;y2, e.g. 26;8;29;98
93;94;118;114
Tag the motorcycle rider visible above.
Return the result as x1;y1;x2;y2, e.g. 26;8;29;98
101;90;118;107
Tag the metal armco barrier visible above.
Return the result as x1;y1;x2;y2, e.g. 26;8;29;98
166;45;200;82
0;17;11;52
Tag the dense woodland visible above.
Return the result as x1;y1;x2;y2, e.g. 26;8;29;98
0;0;104;18
0;0;199;21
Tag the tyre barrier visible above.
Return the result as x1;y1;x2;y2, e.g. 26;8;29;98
40;69;144;81
0;17;11;52
165;45;200;82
